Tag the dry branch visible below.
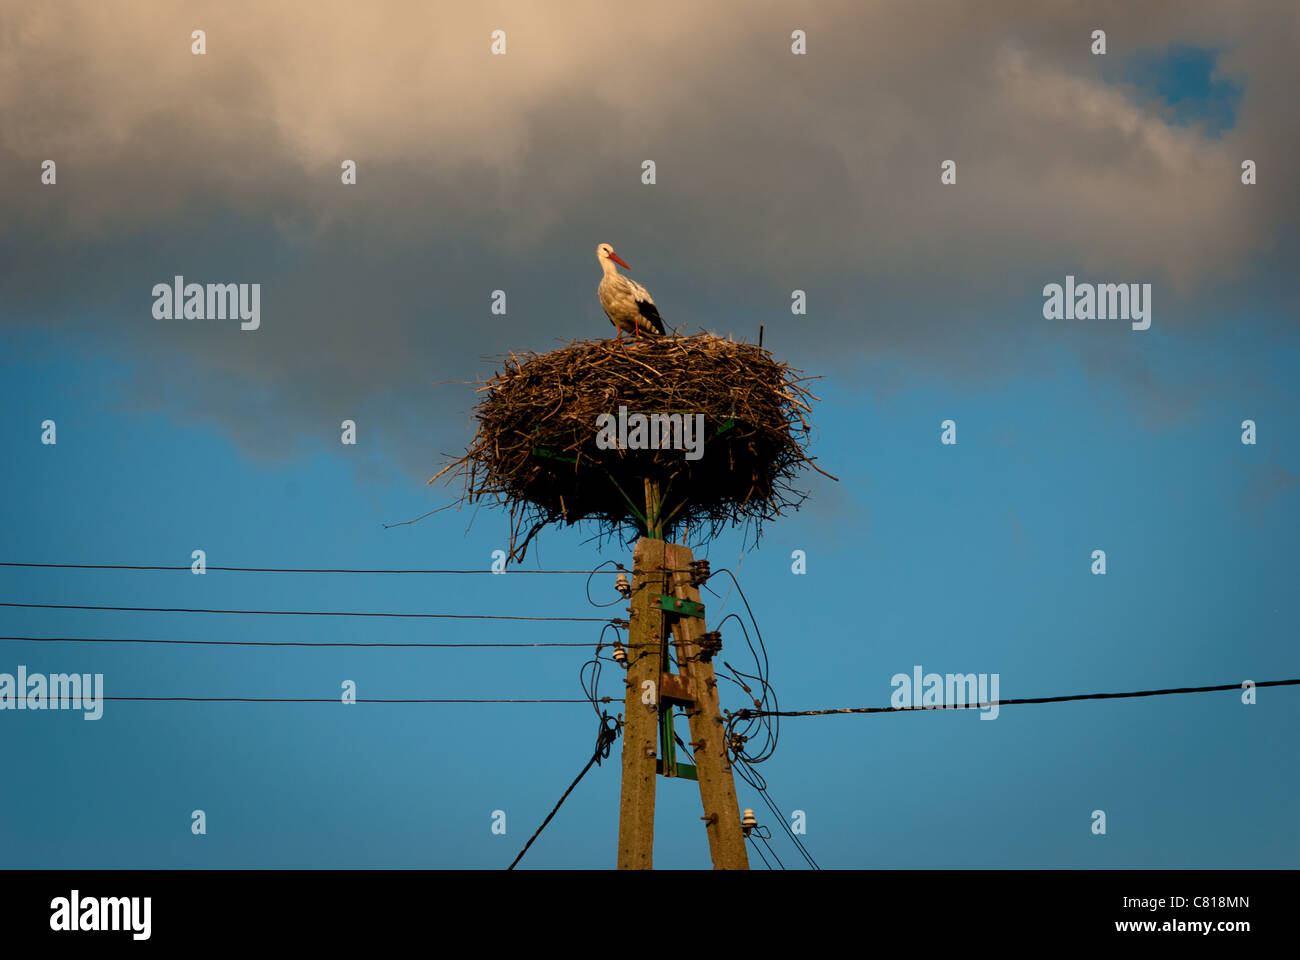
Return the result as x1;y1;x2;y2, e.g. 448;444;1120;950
431;334;829;560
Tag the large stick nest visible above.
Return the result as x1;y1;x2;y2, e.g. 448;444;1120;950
431;334;831;560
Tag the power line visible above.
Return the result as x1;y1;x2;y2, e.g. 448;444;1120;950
0;602;617;623
735;755;820;870
707;569;779;766
579;623;625;720
509;714;621;869
0;634;609;649
0;562;626;574
94;697;616;704
585;560;630;608
710;561;866;870
756;833;786;870
43;678;1294;710
748;837;773;869
748;833;777;870
734;678;1300;719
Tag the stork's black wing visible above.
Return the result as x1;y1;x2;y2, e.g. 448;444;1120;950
636;298;665;335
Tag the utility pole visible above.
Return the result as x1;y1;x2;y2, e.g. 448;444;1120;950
665;541;748;869
616;533;750;869
617;537;663;868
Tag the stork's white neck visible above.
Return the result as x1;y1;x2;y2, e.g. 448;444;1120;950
599;256;621;277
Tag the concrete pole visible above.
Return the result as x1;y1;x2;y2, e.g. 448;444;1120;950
616;537;665;868
666;542;750;869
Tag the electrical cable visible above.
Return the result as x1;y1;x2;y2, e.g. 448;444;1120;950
756;832;786;870
735;755;820;870
0;562;624;574
579;623;624;720
91;697;615;704
0;634;612;649
508;713;621;869
748;835;774;870
585;560;628;608
0;601;616;622
735;678;1300;719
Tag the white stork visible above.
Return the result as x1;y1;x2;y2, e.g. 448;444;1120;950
596;243;665;340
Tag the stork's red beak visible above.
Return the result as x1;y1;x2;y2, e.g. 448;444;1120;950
608;252;631;270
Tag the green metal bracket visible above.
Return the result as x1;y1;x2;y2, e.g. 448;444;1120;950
659;707;677;778
656;758;698;781
528;447;652;529
529;446;578;465
657;696;698;780
652;594;705;618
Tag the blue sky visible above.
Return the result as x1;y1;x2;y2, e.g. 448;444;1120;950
3;300;1295;869
1113;44;1244;136
1;6;1297;869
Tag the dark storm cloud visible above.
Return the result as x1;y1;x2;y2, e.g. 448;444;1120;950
0;0;1295;476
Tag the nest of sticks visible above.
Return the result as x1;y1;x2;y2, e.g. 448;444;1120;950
430;334;832;560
